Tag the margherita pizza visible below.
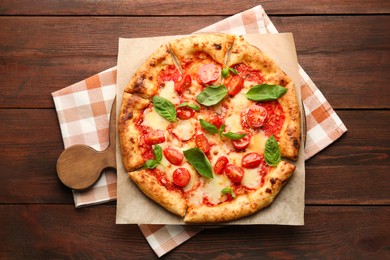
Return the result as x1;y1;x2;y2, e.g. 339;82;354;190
118;33;301;223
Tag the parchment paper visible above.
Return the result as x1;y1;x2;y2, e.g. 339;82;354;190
116;33;305;225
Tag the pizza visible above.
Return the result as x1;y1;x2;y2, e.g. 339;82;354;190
118;33;301;223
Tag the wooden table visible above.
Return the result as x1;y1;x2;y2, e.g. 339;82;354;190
1;1;389;258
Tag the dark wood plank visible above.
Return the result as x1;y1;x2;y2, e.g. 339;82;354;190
180;206;390;259
0;0;389;15
0;205;388;259
0;15;388;109
0;109;388;204
0;205;156;259
272;16;390;108
0;109;73;204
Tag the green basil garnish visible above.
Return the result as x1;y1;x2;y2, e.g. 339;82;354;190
264;135;281;166
221;187;236;198
218;124;226;138
199;120;246;140
152;96;176;122
196;85;228;106
178;102;200;111
144;160;158;169
222;132;246;140
144;144;163;169
221;67;238;78
153;144;162;162
199;119;218;134
245;84;287;101
183;148;213;179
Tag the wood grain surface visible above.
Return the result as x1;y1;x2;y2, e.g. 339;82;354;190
0;0;389;259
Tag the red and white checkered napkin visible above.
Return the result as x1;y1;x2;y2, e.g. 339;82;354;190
52;5;347;257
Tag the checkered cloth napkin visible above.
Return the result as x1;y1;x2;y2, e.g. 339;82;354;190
52;5;347;257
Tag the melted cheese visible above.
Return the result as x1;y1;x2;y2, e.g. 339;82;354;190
224;90;253;132
143;107;170;130
242;168;262;189
189;173;231;206
224;113;241;132
172;118;196;141
159;80;179;104
248;131;267;155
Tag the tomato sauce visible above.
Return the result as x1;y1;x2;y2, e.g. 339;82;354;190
261;100;285;139
148;169;183;193
202;197;215;207
134;116;154;161
234;63;265;84
157;65;181;86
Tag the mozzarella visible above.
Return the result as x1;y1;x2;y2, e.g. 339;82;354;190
172;118;196;141
224;90;253;132
159;80;180;104
242;168;262;189
248;131;267;155
224;112;241;132
143;107;170;130
189;173;232;206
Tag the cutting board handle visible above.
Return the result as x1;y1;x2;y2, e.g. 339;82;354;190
56;98;117;190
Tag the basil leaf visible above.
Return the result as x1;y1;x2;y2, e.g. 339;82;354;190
218;124;226;138
229;68;238;75
152;96;176;122
199;119;218;134
223;132;246;140
144;145;163;169
183;148;213;179
221;187;236;198
188;104;201;111
196;85;228;106
221;67;238;78
153;144;163;162
221;67;230;78
144;159;158;169
245;84;287;101
264;135;281;166
178;102;200;111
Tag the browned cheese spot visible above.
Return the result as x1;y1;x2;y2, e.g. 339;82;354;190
134;76;145;93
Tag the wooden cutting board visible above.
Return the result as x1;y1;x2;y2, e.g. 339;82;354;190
56;99;116;190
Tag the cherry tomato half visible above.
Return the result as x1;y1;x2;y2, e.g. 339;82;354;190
177;106;195;120
213;156;229;175
247;105;268;128
195;134;211;154
208;114;223;129
172;168;191;187
241;152;262;168
163;148;183;165
224;164;244;184
231;132;251;151
225;75;244;96
174;74;192;93
198;63;220;84
145;129;165;145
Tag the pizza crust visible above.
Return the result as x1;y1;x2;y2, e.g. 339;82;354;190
169;33;235;65
278;81;301;160
125;43;176;98
247;161;295;212
184;194;252;223
129;169;187;217
184;161;295;223
118;92;151;171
